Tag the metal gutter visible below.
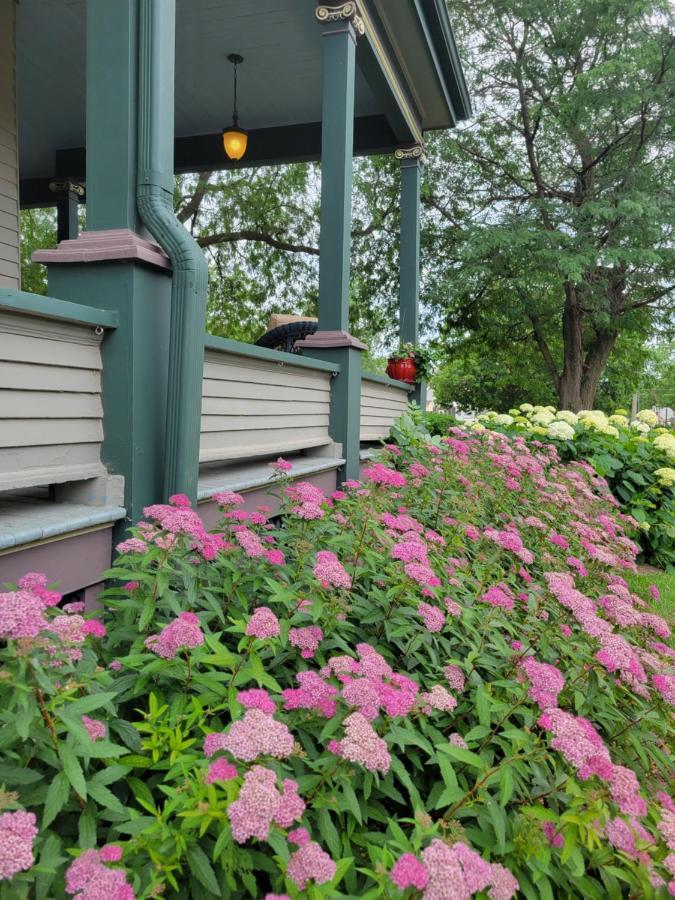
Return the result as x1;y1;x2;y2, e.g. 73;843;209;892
136;0;208;501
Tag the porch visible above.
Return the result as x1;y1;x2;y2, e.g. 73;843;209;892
0;0;469;592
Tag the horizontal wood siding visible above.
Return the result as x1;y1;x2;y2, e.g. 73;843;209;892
0;0;19;289
201;348;333;463
0;311;106;490
360;378;411;441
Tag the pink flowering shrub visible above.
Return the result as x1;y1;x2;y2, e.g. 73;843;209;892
0;435;672;897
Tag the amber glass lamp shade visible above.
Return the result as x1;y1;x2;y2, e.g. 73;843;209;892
222;121;248;160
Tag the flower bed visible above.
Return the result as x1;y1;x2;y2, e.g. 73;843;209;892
474;406;675;569
0;433;673;898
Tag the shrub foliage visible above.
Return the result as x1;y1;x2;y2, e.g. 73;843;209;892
0;430;673;899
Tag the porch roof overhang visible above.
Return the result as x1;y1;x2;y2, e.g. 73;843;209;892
16;0;470;208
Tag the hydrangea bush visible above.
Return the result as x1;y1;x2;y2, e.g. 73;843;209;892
475;406;675;569
0;431;673;898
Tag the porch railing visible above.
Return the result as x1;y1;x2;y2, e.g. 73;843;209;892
200;336;340;464
0;290;117;492
360;372;413;442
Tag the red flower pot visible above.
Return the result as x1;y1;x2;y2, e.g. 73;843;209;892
386;356;417;384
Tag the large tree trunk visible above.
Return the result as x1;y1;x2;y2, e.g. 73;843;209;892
558;284;584;410
580;330;617;409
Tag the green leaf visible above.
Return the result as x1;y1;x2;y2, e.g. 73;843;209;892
476;685;491;727
59;744;87;800
499;765;515;805
317;808;342;860
42;771;70;828
87;780;126;814
78;805;97;848
0;763;42;785
187;844;221;895
436;743;485;770
63;692;118;717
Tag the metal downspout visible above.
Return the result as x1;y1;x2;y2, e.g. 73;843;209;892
136;0;208;502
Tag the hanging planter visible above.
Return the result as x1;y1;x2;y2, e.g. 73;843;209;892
386;355;417;383
386;342;433;384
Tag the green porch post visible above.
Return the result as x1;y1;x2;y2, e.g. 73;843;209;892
397;145;426;409
297;3;366;482
34;0;172;530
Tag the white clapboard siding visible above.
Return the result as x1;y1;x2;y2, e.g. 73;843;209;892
360;378;411;441
0;0;19;290
200;348;333;463
0;311;107;490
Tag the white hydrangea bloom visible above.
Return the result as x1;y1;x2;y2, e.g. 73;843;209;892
654;467;675;487
555;410;578;425
547;420;575;441
519;403;534;413
532;410;556;426
578;410;608;430
653;433;675;461
636;409;659;427
493;414;514;425
600;425;619;437
608;414;628;427
470;421;486;432
630;420;650;433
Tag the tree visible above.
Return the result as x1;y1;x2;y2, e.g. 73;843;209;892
424;0;674;410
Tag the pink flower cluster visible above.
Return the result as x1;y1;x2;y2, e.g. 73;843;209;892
204;708;294;762
144;612;203;659
286;481;326;520
418;602;445;632
82;716;106;741
0;810;37;881
520;656;565;709
481;584;515;611
246;606;280;639
226;765;304;843
331;711;391;774
393;839;518;900
483;527;535;565
287;832;336;890
289;625;323;658
313;550;352;590
65;846;134;900
362;463;407;487
140;499;224;561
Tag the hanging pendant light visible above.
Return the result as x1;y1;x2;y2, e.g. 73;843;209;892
222;53;248;161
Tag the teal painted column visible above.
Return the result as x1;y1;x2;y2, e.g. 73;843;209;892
397;145;426;409
316;8;357;329
85;0;140;232
297;5;365;482
37;0;172;531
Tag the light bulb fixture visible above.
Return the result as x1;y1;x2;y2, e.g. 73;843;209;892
222;53;248;161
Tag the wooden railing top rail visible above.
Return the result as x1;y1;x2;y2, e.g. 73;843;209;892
204;334;341;375
0;288;118;330
361;371;414;391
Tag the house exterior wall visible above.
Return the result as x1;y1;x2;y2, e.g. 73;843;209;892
360;375;411;441
201;344;334;463
0;310;107;491
0;0;20;289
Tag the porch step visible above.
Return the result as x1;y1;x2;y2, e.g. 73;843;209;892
0;492;125;551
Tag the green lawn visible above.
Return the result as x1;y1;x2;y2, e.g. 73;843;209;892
625;568;675;621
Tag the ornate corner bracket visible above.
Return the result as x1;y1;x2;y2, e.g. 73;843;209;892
49;180;85;197
394;144;427;165
315;2;366;36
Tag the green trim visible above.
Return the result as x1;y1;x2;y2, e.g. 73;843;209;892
0;288;118;329
204;335;341;374
417;0;472;121
362;372;414;392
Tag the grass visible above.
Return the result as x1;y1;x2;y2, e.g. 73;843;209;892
625;567;675;622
